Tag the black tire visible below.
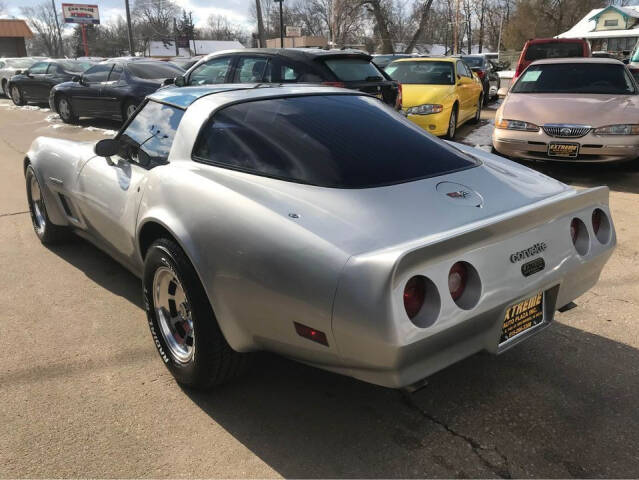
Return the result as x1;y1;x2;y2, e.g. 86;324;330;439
10;84;25;106
470;94;482;124
1;80;7;97
143;238;249;390
445;104;458;140
25;165;68;244
123;99;138;120
57;95;78;123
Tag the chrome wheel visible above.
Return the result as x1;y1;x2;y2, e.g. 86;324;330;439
126;103;137;118
448;109;457;138
28;174;46;236
11;86;21;104
58;97;71;120
153;266;194;364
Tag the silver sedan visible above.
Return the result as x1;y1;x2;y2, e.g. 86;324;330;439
24;85;615;390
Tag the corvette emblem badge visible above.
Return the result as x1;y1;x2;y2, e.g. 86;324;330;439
436;182;483;207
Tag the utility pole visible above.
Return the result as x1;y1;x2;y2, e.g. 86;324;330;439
497;11;504;60
190;11;196;55
255;0;266;47
51;0;64;57
275;0;284;48
124;0;134;55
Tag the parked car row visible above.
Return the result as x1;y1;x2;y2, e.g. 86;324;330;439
3;50;490;141
51;59;183;122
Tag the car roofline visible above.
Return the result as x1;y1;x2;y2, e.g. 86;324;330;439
198;48;372;63
148;84;261;109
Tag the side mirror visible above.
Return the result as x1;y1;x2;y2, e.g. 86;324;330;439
623;58;630;65
174;75;185;87
72;75;81;82
94;138;120;158
25;70;33;77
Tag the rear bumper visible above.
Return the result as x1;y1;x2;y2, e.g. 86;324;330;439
493;128;639;163
329;187;615;388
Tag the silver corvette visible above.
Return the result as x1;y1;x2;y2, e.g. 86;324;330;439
25;85;616;390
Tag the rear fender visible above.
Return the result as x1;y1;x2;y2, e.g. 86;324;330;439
136;209;256;352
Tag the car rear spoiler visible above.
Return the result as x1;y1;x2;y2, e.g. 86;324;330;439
392;186;610;283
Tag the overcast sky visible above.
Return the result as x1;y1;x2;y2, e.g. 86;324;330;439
9;0;254;29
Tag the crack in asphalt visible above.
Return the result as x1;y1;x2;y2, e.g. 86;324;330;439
586;289;638;308
0;133;26;155
0;210;29;218
400;391;513;479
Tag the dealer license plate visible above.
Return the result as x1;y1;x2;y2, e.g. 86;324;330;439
548;142;579;158
500;291;544;344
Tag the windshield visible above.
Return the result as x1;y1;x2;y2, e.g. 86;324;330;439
512;63;635;95
59;60;93;72
524;42;584;61
192;95;477;188
322;58;383;82
128;62;184;79
461;56;484;68
7;58;35;68
386;61;454;85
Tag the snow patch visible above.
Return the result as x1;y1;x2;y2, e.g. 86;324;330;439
460;121;494;151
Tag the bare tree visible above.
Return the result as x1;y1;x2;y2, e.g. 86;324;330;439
361;0;394;53
202;14;249;43
404;0;435;53
20;2;64;57
133;0;180;53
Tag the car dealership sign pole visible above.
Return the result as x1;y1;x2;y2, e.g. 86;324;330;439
61;3;100;56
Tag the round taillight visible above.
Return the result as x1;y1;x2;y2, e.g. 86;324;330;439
448;262;468;301
403;276;426;319
570;218;580;245
592;208;611;244
592;209;602;235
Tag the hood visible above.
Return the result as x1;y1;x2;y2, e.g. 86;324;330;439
401;84;455;108
195;146;570;255
502;93;639;127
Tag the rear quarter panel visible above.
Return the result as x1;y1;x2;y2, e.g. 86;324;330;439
137;164;351;365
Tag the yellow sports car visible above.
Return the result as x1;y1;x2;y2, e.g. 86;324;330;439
386;57;483;139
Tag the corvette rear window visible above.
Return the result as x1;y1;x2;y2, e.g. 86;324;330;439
192;95;478;188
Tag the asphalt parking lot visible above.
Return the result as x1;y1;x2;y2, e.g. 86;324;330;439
1;98;639;478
